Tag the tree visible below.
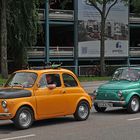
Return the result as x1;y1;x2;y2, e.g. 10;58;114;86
85;0;128;76
7;0;39;69
0;0;39;77
130;0;140;13
0;0;8;78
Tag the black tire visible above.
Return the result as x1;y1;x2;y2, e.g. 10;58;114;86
12;107;34;129
127;96;140;113
74;101;90;121
94;104;106;112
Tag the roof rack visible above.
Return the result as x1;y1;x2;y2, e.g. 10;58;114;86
29;62;62;70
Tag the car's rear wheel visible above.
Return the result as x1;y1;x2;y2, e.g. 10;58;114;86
74;101;90;121
94;104;106;112
127;96;140;113
12;107;34;129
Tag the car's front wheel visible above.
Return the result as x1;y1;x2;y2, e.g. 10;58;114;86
74;101;90;121
127;96;140;113
12;107;34;129
94;104;106;112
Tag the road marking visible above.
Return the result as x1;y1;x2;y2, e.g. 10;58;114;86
127;117;140;121
0;134;36;140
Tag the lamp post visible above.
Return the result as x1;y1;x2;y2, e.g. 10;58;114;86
45;0;49;63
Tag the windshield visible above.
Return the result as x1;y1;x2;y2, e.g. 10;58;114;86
112;68;140;82
5;72;37;88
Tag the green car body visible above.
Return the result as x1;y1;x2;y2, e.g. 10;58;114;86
94;67;140;113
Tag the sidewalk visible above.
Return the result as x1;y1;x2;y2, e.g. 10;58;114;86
81;81;108;94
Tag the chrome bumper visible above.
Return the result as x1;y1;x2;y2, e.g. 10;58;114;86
94;100;126;105
0;113;11;117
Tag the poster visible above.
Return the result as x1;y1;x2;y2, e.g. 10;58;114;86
78;0;129;57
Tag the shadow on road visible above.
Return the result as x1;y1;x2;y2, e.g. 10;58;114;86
91;108;130;116
33;117;76;128
0;122;19;134
0;117;76;132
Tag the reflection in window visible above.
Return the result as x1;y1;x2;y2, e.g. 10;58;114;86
63;74;78;87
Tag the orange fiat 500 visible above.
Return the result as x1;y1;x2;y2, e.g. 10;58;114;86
0;66;92;129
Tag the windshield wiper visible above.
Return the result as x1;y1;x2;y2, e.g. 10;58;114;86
11;82;23;87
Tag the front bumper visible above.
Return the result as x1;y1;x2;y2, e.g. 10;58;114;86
94;100;126;106
0;113;11;117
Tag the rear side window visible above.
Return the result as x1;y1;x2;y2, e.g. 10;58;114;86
63;74;78;87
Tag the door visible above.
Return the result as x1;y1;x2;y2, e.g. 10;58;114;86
62;73;83;114
35;73;67;117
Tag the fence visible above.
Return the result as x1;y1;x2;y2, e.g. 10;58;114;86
61;65;126;76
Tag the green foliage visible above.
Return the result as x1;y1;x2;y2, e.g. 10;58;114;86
7;0;39;69
131;0;140;13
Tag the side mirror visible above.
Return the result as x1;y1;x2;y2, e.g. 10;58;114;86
47;84;56;90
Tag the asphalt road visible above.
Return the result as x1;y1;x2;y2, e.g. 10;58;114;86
1;81;140;140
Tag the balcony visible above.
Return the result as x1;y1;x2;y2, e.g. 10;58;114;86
129;13;140;24
129;47;140;57
38;9;74;21
50;46;74;57
27;46;74;59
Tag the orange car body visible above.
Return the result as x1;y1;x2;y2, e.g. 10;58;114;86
0;68;92;121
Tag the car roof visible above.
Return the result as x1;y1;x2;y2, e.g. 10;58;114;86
118;67;140;70
15;68;74;75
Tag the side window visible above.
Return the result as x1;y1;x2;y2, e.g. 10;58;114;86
63;74;78;87
39;74;61;88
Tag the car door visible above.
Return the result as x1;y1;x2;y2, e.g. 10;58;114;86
35;73;67;117
62;73;83;114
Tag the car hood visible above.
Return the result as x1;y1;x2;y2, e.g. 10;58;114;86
0;88;32;99
99;80;139;90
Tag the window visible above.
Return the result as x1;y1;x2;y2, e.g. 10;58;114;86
39;74;61;88
63;74;78;87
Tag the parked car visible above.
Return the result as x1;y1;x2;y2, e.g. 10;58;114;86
93;67;140;113
0;66;92;129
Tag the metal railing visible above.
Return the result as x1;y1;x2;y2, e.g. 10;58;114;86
27;47;45;58
38;9;74;21
38;9;45;20
50;46;74;57
27;46;74;58
129;47;140;57
129;13;140;23
49;9;74;21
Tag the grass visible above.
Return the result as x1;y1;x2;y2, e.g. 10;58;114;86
0;75;7;85
78;76;111;82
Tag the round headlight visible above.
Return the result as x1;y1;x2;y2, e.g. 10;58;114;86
1;100;7;108
118;90;123;97
93;89;98;96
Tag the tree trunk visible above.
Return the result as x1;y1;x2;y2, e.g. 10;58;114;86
100;17;106;76
1;0;8;79
100;2;106;76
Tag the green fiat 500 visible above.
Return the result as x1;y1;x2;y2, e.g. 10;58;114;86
94;67;140;113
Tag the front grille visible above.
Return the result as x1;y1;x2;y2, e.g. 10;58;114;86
97;90;119;100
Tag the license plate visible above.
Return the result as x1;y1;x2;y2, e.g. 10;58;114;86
98;102;113;107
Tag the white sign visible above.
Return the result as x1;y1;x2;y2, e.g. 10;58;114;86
78;0;129;58
78;40;128;57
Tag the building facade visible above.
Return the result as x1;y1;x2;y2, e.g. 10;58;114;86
27;0;140;75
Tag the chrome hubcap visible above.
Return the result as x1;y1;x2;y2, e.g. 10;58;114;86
131;98;139;112
78;104;88;119
19;110;31;127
